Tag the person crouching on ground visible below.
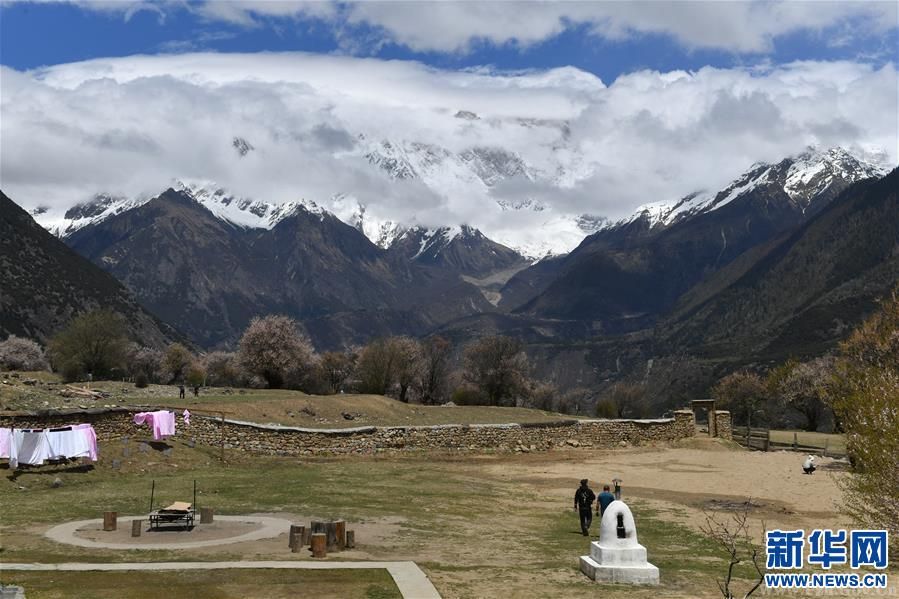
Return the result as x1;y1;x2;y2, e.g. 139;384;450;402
574;479;596;536
597;484;615;519
802;455;817;474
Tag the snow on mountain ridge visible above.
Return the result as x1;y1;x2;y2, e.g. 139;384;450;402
609;146;886;232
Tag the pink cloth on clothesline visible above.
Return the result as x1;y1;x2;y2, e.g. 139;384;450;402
182;409;191;426
73;423;99;461
0;428;10;459
133;410;176;440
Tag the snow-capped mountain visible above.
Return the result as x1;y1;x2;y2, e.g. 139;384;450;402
610;146;887;232
30;145;887;262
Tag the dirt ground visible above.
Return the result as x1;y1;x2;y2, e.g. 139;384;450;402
488;438;852;536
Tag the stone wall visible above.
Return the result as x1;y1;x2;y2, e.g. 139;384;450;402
714;410;732;440
0;408;697;456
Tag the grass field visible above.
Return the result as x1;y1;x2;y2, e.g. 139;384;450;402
0;433;863;599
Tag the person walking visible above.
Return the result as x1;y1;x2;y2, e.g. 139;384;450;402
574;479;596;536
178;383;185;399
597;484;616;518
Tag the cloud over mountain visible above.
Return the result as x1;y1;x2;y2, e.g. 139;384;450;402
1;52;895;254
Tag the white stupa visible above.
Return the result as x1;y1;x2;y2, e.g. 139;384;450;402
579;500;660;585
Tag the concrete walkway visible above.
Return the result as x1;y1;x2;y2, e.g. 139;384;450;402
0;561;441;599
44;515;293;550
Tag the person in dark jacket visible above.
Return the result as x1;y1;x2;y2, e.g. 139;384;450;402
574;479;596;536
597;485;615;517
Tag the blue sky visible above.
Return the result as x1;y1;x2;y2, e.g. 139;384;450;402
1;1;897;82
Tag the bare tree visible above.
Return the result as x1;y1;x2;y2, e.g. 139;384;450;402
203;351;242;387
462;335;530;406
599;382;648;418
712;372;769;428
318;350;356;394
356;337;421;401
238;315;316;389
700;504;765;599
419;336;452;405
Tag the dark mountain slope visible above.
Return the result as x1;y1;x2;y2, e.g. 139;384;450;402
659;169;899;362
65;189;493;348
387;225;527;278
0;191;178;346
519;153;881;327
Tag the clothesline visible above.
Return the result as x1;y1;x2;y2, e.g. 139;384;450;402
0;424;98;469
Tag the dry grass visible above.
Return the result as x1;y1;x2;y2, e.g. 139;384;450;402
767;430;847;455
0;373;581;429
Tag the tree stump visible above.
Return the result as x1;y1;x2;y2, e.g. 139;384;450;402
301;526;312;546
335;520;346;550
311;533;327;558
103;511;117;531
345;530;355;549
288;524;303;549
310;521;327;547
290;531;303;553
200;507;214;524
131;519;142;537
325;521;339;552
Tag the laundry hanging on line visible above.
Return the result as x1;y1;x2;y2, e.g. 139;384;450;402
0;424;99;469
133;410;176;440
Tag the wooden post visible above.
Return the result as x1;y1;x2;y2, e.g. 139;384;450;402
288;524;303;549
765;429;771;452
220;413;225;462
103;511;117;531
335;520;346;550
290;531;303;553
325;521;339;552
131;519;142;537
823;438;829;458
311;533;327;558
200;507;214;524
345;530;355;549
792;431;798;450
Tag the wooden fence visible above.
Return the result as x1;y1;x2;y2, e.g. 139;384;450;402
732;427;845;457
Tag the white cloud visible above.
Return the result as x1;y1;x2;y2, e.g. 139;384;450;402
0;52;896;255
6;1;896;54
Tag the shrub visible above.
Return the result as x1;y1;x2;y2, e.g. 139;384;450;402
595;398;618;419
450;385;484;406
134;372;149;388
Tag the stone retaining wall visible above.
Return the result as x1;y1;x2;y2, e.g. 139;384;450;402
0;408;696;455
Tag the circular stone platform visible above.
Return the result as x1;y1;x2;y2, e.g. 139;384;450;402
45;515;293;550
